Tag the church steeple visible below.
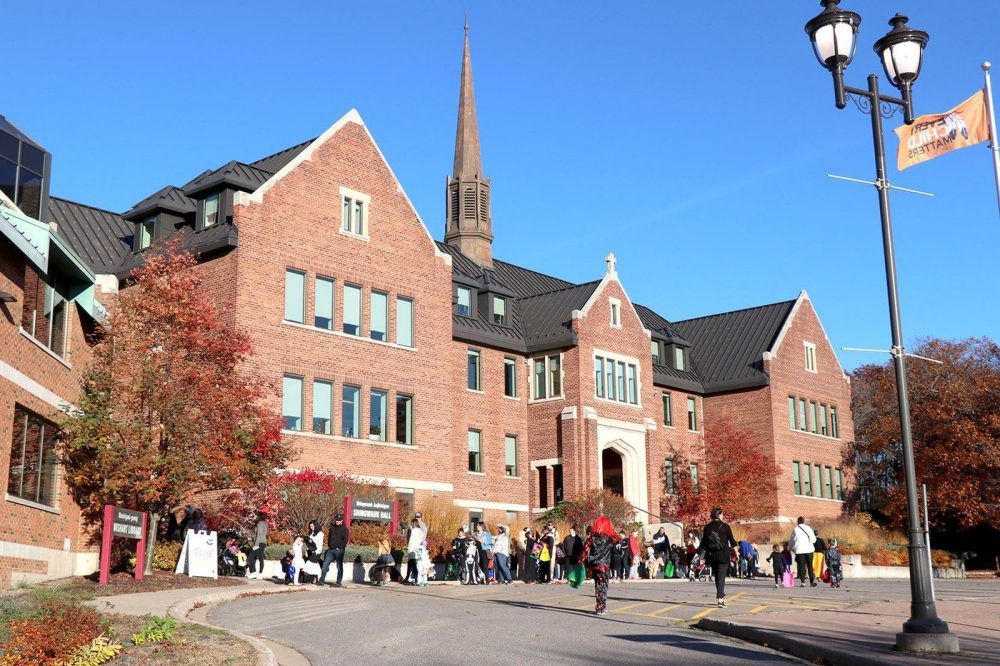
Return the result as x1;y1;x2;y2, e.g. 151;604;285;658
445;17;493;267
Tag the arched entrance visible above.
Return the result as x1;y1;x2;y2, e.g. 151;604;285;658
602;448;624;497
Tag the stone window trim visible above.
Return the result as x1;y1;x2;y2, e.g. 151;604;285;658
608;297;622;329
5;493;61;514
339;186;371;241
686;396;699;432
283;429;418;450
19;328;72;369
804;341;818;374
281;320;417;353
786;394;841;440
592;349;641;408
529;353;564;403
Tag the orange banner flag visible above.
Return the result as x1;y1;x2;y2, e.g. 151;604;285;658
894;89;991;170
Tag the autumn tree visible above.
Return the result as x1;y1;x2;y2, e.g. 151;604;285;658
60;245;291;573
541;488;638;530
848;337;999;531
659;420;781;528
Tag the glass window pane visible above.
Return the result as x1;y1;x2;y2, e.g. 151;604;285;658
355;200;364;235
139;218;154;250
534;359;546;399
819;404;828;436
606;360;615;401
627;364;637;404
20;143;44;173
687;397;697;430
342;197;351;232
396;394;413;445
6;410;27;500
315;277;334;330
804;463;812;496
823;466;832;499
810;401;818;433
493;296;506;325
690;463;699;490
595;357;605;398
674;346;685;371
370;291;387;341
343;284;361;335
793;461;801;495
788;397;796;429
342;386;360;438
396;297;413;347
203;193;219;227
549;356;561;397
835;468;843;500
284;270;305;323
370;390;387;441
505;435;518;476
616;361;626;403
312;381;332;434
651;340;660;363
467;350;480;390
15;169;42;219
49;299;66;357
504;358;516;397
467;430;481;472
0;132;17;161
665;460;675;493
830;407;839;438
0;157;17;205
662;393;672;426
457;287;471;317
798;399;807;431
282;375;303;430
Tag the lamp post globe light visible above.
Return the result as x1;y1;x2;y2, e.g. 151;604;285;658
803;1;960;655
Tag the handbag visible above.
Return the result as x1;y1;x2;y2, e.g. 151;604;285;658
664;562;676;579
530;542;543;559
782;570;794;588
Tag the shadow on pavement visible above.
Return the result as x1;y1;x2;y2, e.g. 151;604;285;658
609;633;786;661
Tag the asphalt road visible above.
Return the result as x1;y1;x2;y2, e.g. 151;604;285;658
209;577;996;665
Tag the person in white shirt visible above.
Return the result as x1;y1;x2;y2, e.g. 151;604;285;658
303;520;324;583
290;536;306;585
407;519;427;586
493;525;513;584
790;516;817;587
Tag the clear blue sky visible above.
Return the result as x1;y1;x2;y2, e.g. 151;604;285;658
6;1;998;369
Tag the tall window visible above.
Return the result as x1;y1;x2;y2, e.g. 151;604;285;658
532;355;562;400
803;463;813;496
797;398;807;431
690;463;699;492
804;341;817;372
315;277;334;330
282;375;303;430
396;394;413;445
342;193;366;236
343;284;361;335
504;358;517;397
7;406;58;508
456;287;472;317
370;291;388;341
809;401;818;434
467;349;481;390
312;380;332;434
396;297;413;347
138;217;154;250
830;407;839;438
284;270;305;323
505;435;518;476
674;347;686;371
21;264;68;358
626;364;637;404
819;404;828;436
687;397;697;431
609;299;620;327
203;192;220;228
651;340;661;364
665;459;676;494
468;430;482;473
823;465;833;499
369;389;387;441
793;461;801;495
606;359;616;400
595;357;605;398
616;361;626;401
834;468;844;500
788;396;796;429
662;393;673;426
493;296;506;326
342;385;360;438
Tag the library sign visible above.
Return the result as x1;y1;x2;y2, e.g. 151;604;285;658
99;504;148;585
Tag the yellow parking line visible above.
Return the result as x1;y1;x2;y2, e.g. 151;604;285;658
613;601;655;613
749;604;768;614
690;607;718;621
645;603;682;617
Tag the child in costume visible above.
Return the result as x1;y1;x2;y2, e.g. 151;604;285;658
767;544;787;588
290;536;306;585
579;516;620;615
645;546;660;579
280;549;295;584
826;538;843;588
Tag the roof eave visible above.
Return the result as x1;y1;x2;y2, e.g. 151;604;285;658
701;375;770;395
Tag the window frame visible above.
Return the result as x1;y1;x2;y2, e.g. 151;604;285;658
202;192;220;228
396;296;414;347
687;396;698;431
341;385;361;438
314;276;335;330
283;269;306;324
467;348;482;391
137;216;155;251
609;297;622;328
339;186;371;239
455;286;472;318
492;295;507;326
662;392;673;426
343;283;363;336
312;379;333;435
281;374;304;431
792;460;801;495
665;459;676;494
531;354;563;401
6;406;59;509
503;357;517;398
369;389;388;441
395;393;414;445
370;290;388;342
804;341;818;373
467;429;482;473
674;346;686;371
504;435;518;477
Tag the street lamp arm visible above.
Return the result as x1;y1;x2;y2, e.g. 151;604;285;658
843;84;905;107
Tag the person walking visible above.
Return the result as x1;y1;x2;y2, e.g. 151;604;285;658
825;538;843;588
652;527;670;567
407;518;428;586
493;525;513;584
304;519;324;583
578;516;620;615
766;544;787;588
790;516;817;587
700;507;738;607
613;531;629;581
562;526;583;583
320;513;349;587
812;530;827;583
537;525;554;584
248;511;268;579
520;527;537;584
477;523;495;584
628;530;641;579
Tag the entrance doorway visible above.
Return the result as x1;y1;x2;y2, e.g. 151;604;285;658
602;448;624;497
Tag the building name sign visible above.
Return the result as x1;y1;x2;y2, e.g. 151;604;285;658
350;498;394;522
111;507;145;540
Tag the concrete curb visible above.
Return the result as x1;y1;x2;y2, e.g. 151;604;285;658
695;617;892;666
167;586;316;666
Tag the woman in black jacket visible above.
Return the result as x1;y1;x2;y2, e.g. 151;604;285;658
700;507;738;608
579;516;620;615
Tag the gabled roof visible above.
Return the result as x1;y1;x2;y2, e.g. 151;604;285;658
634;303;691;345
249;138;314;174
114;221;237;279
48;198;132;274
673;299;796;393
182;160;273;196
519;281;599;352
124;185;197;220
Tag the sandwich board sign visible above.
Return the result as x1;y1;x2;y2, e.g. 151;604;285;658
175;529;219;579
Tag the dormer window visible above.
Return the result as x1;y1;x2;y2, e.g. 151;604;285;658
456;286;472;317
137;217;155;250
340;186;370;238
492;296;506;326
674;346;686;371
202;192;219;228
651;340;661;364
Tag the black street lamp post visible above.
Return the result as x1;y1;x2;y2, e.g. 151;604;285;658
804;0;959;654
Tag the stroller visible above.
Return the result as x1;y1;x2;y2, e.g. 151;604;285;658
688;552;712;583
218;534;248;577
460;540;485;585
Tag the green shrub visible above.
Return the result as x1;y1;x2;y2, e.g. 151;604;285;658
59;634;123;665
130;615;180;646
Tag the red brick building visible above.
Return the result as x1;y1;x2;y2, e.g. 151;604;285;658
1;29;851;583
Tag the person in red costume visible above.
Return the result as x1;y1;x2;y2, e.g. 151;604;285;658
578;516;621;615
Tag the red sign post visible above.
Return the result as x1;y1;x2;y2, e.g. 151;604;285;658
99;504;148;585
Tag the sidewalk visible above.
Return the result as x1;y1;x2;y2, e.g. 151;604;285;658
697;599;999;665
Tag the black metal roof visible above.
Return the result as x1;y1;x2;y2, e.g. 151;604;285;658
518;281;598;352
672;299;796;393
249;138;314;174
48;197;132;274
181;160;273;196
634;303;691;346
124;185;197;220
114;221;237;279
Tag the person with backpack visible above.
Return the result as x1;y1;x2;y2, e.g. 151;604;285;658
578;516;620;615
700;507;738;608
790;516;818;587
825;538;844;588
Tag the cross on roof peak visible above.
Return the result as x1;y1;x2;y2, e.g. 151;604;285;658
605;252;617;276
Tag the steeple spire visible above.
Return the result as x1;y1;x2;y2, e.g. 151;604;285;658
445;17;493;267
453;15;482;178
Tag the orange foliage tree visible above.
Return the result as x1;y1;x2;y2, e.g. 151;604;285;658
849;337;999;530
60;245;291;573
659;420;781;529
